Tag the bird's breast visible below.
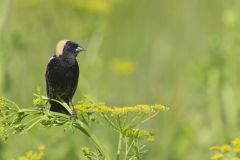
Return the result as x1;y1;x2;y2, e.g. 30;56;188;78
54;61;78;79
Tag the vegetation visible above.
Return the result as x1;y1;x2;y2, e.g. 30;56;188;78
1;0;240;159
0;91;168;159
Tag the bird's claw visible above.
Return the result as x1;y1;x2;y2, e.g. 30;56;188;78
70;101;78;120
71;109;78;120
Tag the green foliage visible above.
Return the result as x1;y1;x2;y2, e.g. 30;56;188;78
1;0;240;159
0;94;168;160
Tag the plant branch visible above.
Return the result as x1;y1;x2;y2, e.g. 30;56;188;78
74;120;111;160
116;133;123;160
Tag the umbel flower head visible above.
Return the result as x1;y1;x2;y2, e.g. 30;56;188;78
75;99;168;115
0;97;20;142
0;95;168;142
0;93;169;160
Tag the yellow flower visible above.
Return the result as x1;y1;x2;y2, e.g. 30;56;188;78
110;58;137;76
147;136;155;142
234;147;240;153
16;146;45;160
209;146;220;151
125;128;154;141
38;145;45;151
220;144;231;153
211;153;224;160
68;0;119;13
75;100;169;115
82;147;90;156
26;150;33;158
143;130;150;136
209;138;240;159
232;138;240;146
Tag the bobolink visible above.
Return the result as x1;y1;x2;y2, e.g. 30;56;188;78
45;40;84;116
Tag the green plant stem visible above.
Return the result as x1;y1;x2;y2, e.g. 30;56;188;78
124;138;134;160
124;137;128;160
0;0;11;33
75;120;111;160
140;112;159;124
102;113;119;131
22;118;43;133
116;133;123;160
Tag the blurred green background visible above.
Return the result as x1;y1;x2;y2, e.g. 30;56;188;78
1;0;240;159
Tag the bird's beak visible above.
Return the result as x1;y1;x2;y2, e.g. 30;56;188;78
75;46;85;53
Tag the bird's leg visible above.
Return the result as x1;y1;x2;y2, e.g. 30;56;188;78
70;101;78;120
45;99;49;107
45;99;49;105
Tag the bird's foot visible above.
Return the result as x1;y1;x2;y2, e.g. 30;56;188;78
71;109;78;120
45;99;49;105
70;101;78;120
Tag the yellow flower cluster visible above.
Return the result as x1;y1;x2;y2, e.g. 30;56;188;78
0;98;4;106
75;101;169;115
0;97;9;109
33;98;45;107
0;97;11;142
209;144;231;153
110;58;137;76
209;138;240;160
125;129;155;142
82;147;90;157
68;0;119;13
16;145;45;160
232;138;240;152
210;153;224;160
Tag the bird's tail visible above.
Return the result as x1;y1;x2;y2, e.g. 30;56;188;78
49;100;70;115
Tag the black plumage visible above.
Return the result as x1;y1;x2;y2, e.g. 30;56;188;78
45;40;84;115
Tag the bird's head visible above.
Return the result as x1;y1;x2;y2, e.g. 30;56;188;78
55;40;85;58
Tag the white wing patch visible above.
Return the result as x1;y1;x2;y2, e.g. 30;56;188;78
48;56;55;62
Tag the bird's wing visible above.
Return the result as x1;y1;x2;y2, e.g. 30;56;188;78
69;61;79;100
45;56;56;98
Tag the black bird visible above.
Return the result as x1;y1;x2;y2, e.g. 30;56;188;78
45;40;84;116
